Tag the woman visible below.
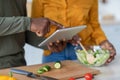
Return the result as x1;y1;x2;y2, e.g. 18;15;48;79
31;0;116;64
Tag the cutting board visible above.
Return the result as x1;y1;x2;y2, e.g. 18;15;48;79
0;60;100;80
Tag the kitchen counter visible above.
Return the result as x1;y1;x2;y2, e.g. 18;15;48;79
0;55;119;80
94;55;120;80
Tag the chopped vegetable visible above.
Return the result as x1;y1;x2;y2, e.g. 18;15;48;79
86;53;96;64
0;72;17;80
37;69;45;74
84;73;93;80
54;61;62;69
37;65;51;74
75;46;110;66
42;65;51;71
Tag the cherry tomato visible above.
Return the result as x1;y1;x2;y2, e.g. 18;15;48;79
68;77;75;80
84;73;93;80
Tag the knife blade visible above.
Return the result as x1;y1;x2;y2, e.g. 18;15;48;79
10;68;58;80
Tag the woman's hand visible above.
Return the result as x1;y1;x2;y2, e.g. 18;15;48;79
68;34;81;46
47;39;67;52
47;34;81;52
100;40;116;64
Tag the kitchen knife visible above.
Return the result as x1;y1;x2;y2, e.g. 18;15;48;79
10;68;58;80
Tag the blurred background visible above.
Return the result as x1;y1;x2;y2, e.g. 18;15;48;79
25;0;120;65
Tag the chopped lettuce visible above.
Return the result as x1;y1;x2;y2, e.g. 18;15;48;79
75;47;110;67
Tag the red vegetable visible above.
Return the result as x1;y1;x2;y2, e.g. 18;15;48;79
84;73;93;80
68;77;75;80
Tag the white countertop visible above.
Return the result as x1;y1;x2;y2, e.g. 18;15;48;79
77;54;120;80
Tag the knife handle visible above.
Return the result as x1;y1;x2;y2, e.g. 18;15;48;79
10;68;33;76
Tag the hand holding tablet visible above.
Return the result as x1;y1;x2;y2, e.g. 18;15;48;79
38;25;86;47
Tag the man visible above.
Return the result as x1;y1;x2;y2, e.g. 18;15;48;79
0;0;63;69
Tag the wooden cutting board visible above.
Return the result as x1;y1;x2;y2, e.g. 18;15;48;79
0;60;100;80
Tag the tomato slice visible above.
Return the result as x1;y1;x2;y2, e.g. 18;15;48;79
68;77;75;80
84;73;93;80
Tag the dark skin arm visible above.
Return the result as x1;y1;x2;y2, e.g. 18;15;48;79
68;34;116;64
47;39;67;52
30;17;63;36
31;17;66;52
68;34;81;46
51;32;116;64
100;40;116;64
47;34;81;53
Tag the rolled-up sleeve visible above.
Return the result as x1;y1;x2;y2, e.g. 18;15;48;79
0;17;31;36
88;0;107;44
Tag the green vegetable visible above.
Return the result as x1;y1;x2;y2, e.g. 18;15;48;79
93;50;99;57
42;65;51;71
75;47;110;66
94;53;110;66
37;69;45;74
37;65;51;74
54;61;62;69
76;52;89;64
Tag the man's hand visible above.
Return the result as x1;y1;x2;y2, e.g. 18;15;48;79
100;40;116;64
47;39;67;52
30;18;63;36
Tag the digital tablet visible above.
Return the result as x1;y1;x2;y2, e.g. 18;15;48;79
38;25;86;47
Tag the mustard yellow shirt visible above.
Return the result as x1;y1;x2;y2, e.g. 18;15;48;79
31;0;107;55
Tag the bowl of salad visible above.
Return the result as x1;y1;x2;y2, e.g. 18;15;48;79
75;46;110;67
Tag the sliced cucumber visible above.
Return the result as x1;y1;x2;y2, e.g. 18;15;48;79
37;69;45;74
54;61;62;69
42;65;51;71
37;65;51;74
